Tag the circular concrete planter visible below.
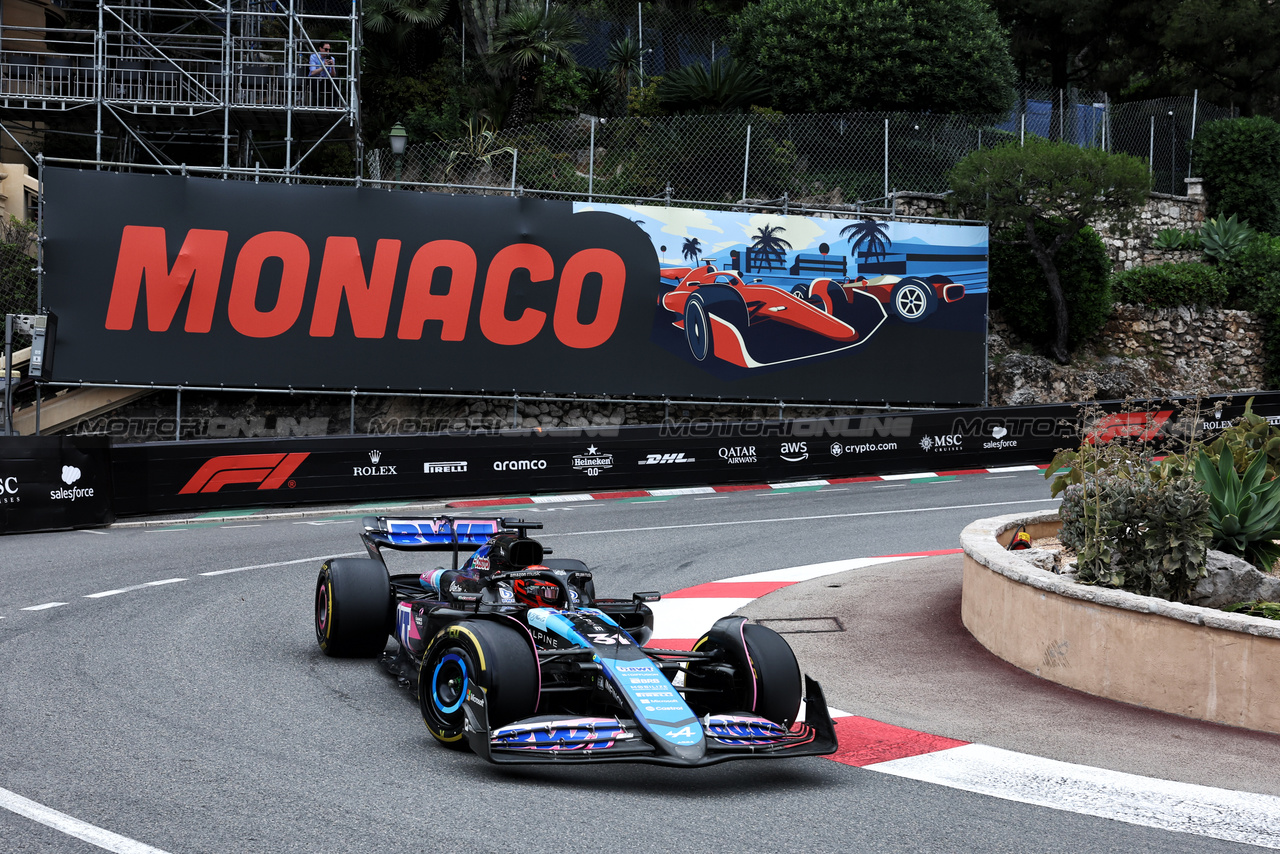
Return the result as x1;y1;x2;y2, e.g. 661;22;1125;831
961;511;1280;735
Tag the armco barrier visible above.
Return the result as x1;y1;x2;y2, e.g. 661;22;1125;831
0;436;114;533
106;392;1280;517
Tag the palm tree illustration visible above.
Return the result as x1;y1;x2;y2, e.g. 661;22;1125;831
682;236;702;264
840;219;891;275
749;224;792;271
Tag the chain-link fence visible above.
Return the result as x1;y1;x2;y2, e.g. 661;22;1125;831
368;91;1230;211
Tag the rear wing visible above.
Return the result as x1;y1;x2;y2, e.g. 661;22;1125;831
359;515;541;569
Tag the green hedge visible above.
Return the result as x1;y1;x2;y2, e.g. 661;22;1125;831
989;223;1113;352
1194;117;1280;234
1110;262;1229;308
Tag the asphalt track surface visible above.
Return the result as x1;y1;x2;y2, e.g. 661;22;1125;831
1;470;1276;853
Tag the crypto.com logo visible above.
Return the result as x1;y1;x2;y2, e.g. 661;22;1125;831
1084;410;1173;444
179;452;309;494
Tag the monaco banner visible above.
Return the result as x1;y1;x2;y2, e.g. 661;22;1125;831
43;168;989;405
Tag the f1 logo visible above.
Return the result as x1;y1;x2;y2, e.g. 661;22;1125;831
179;452;309;494
1084;411;1173;444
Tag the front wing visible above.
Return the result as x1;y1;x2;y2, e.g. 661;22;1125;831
461;676;838;766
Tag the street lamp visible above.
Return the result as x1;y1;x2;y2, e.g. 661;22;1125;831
389;123;407;186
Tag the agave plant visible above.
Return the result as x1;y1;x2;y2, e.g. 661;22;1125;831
442;117;516;182
1152;227;1198;250
1193;448;1280;570
1199;214;1255;264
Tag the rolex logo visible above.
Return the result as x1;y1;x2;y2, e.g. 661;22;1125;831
369;450;382;464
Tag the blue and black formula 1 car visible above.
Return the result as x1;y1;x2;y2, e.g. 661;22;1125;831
314;515;838;766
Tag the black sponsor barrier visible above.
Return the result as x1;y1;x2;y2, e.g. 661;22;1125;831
44;167;989;404
0;436;115;533
108;392;1280;516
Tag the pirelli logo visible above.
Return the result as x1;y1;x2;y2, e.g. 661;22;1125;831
424;461;468;474
179;452;309;494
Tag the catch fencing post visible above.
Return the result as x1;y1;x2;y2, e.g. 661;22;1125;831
1149;116;1155;175
588;118;595;201
741;124;751;204
883;119;889;200
511;149;518;196
350;390;356;434
175;387;182;442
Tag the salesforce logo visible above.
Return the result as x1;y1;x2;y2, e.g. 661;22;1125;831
983;425;1018;450
493;459;547;471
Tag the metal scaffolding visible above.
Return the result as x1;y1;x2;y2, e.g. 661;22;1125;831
0;0;361;176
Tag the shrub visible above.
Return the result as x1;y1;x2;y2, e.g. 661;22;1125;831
989;222;1113;352
1059;463;1212;602
1110;262;1228;308
1193;117;1280;234
1220;235;1280;383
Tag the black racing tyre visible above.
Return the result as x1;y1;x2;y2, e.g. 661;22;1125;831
890;277;937;322
314;558;392;658
419;620;539;750
790;284;810;298
684;294;713;361
685;620;803;727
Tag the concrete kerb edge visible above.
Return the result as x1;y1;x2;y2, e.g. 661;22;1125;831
960;511;1280;640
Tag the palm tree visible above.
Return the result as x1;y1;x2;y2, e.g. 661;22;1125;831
362;0;448;50
660;58;769;114
607;37;642;96
840;219;891;273
749;224;791;270
682;236;702;263
491;3;584;127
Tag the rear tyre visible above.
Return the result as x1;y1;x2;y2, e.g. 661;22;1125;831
684;295;712;361
314;558;392;658
685;620;803;727
419;620;539;750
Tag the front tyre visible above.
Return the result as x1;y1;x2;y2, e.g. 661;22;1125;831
890;277;937;322
314;558;392;658
419;620;539;750
685;619;802;727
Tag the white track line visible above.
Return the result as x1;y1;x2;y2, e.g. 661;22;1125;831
868;744;1280;849
0;785;171;854
20;602;67;611
199;552;364;577
537;498;1060;538
85;579;187;599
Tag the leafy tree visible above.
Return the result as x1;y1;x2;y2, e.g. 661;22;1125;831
1193;117;1280;233
1163;0;1280;117
949;138;1151;363
728;0;1016;116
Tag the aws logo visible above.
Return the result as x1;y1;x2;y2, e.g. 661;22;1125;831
780;441;808;462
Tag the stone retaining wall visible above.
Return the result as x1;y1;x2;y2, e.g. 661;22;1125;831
895;179;1208;271
961;511;1280;735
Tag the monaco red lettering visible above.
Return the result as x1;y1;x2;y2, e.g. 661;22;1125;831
103;228;627;348
106;226;228;332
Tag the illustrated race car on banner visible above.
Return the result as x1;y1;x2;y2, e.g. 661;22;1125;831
314;515;838;766
657;262;964;368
